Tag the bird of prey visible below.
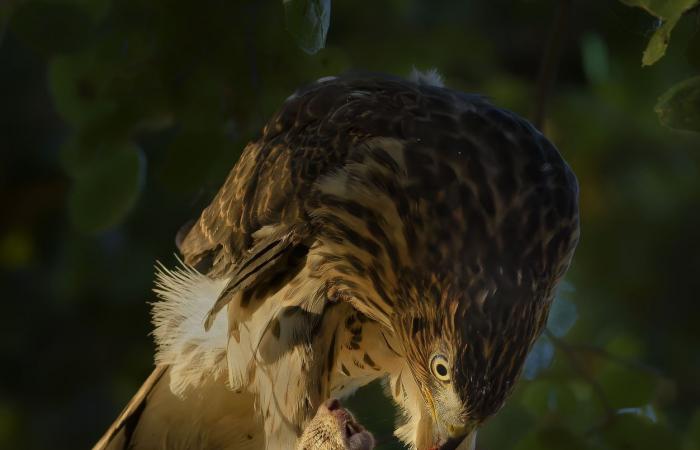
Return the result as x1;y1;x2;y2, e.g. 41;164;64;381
94;72;579;450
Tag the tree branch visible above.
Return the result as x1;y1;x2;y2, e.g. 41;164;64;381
561;343;664;377
533;0;573;130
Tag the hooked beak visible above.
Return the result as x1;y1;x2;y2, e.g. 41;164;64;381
416;386;477;450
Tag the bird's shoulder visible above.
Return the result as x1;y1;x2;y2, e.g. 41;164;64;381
178;74;489;276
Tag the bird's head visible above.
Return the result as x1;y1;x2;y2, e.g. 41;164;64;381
392;298;475;449
383;118;580;448
391;266;558;449
307;88;580;448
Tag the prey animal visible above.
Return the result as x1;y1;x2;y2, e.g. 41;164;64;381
297;400;374;450
95;72;579;450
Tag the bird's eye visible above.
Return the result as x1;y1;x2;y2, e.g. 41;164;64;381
430;354;450;382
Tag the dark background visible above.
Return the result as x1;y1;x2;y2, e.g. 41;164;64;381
1;1;699;449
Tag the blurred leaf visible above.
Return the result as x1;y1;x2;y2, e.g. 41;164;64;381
605;334;643;359
284;0;331;54
655;76;700;132
619;0;699;65
581;32;610;84
603;413;681;450
520;380;555;417
598;363;657;408
60;134;104;177
68;143;146;232
523;336;554;379
9;1;97;56
566;380;607;432
48;50;118;126
61;118;142;176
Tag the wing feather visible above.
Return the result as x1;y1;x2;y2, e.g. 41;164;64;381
203;223;311;330
92;366;167;450
178;75;444;278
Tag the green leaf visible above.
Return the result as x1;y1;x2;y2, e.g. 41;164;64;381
618;0;699;65
283;0;331;55
520;380;553;418
642;18;679;66
68;143;146;232
60;116;142;177
48;51;118;126
60;134;104;177
655;76;700;132
605;334;644;359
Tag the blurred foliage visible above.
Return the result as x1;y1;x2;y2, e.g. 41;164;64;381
656;76;700;132
1;0;700;449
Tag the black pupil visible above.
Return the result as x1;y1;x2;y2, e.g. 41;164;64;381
436;363;448;377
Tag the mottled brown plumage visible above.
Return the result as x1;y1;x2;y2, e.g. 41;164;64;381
96;73;579;450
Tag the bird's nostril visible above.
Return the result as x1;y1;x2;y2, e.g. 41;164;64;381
325;398;341;411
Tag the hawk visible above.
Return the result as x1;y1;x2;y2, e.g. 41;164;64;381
95;72;579;450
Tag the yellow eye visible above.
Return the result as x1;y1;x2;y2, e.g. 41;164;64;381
430;354;450;382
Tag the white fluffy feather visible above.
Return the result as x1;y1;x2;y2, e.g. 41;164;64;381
151;259;231;397
409;67;445;87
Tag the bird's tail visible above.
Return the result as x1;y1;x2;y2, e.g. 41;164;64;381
93;365;264;450
92;366;167;450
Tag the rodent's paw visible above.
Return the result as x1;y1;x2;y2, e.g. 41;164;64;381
323;400;374;450
299;399;375;450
